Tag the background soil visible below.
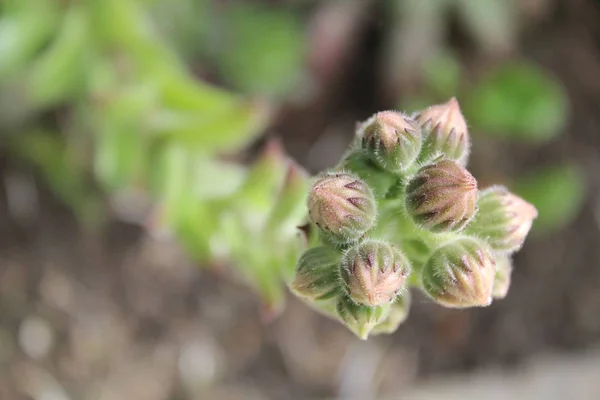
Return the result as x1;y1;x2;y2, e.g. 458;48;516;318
1;0;600;399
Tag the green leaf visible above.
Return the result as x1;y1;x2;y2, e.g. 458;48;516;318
150;99;270;153
28;3;89;107
217;3;305;97
512;163;586;234
0;1;60;81
94;118;146;191
423;51;462;98
465;62;569;143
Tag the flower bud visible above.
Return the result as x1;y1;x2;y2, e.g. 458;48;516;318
341;240;410;306
291;246;342;301
336;295;390;340
415;97;470;165
308;172;377;243
421;237;496;308
371;291;411;335
492;253;513;299
359;111;422;172
405;160;478;232
467;186;538;253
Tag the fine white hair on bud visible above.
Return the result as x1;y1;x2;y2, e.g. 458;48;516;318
358;111;422;172
340;240;411;307
405;159;478;232
421;237;496;308
415;97;471;166
307;172;377;244
467;185;538;253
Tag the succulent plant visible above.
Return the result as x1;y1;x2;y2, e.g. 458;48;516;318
291;98;537;339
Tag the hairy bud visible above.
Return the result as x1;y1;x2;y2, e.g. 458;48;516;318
308;172;377;243
341;240;411;306
492;253;513;299
359;111;422;172
415;97;470;165
336;295;390;340
370;291;411;335
467;186;538;252
291;247;342;301
406;160;478;232
421;237;496;308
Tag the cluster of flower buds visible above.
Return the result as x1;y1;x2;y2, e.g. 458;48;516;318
291;98;538;339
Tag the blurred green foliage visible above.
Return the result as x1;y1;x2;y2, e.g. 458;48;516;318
401;51;583;235
465;63;568;142
0;0;309;309
513;163;586;235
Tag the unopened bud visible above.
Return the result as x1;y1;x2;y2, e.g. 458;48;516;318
370;291;411;335
291;246;342;301
492;253;513;299
308;172;377;243
467;186;538;252
415;97;470;165
421;237;496;308
405;160;478;232
341;240;411;306
359;111;422;172
336;295;390;340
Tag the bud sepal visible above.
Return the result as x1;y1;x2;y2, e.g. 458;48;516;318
492;253;513;299
415;98;470;165
421;237;496;308
308;172;377;244
406;159;478;232
341;240;411;306
467;186;538;253
359;111;422;172
291;246;343;301
336;294;390;340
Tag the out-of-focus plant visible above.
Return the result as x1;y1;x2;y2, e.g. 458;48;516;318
149;0;308;99
0;0;310;310
291;98;538;339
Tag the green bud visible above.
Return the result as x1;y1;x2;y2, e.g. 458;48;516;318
370;291;411;335
291;246;342;301
336;295;390;340
415;97;470;165
467;186;538;253
492;253;513;299
405;160;478;232
308;172;377;243
358;111;422;172
341;240;410;306
421;237;496;308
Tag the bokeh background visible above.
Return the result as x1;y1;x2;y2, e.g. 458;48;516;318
1;0;600;399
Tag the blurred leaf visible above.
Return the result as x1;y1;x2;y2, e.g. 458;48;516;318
94;119;146;191
454;0;517;54
465;62;568;142
151;99;270;153
0;1;60;81
512;163;586;234
424;51;461;98
11;130;101;223
266;163;309;235
217;3;305;97
192;158;246;199
28;4;89;107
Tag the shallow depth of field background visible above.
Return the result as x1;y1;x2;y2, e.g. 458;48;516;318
1;0;600;399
